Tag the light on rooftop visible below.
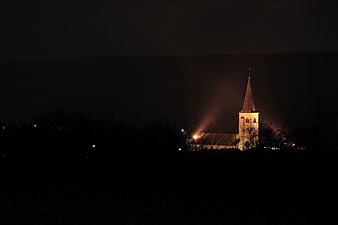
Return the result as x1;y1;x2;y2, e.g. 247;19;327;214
193;134;199;140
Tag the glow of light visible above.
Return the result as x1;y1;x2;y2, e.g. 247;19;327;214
92;144;96;148
33;124;37;128
181;129;185;133
193;134;199;140
178;148;182;151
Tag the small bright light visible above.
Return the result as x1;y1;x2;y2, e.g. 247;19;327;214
178;148;182;151
92;144;96;148
181;129;185;133
193;134;199;140
33;124;37;128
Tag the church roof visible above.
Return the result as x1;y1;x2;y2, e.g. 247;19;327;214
196;133;237;146
241;76;257;113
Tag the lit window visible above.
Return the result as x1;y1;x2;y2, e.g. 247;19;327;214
253;118;257;123
246;119;249;123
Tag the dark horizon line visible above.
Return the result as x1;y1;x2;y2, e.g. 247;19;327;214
2;50;338;65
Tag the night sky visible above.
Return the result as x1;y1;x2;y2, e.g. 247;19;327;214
2;0;338;61
1;0;338;131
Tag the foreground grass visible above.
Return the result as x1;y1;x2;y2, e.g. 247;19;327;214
1;150;338;225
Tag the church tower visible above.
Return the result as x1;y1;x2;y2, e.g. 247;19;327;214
238;70;259;150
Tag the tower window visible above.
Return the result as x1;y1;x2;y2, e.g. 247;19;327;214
253;118;257;123
246;118;249;123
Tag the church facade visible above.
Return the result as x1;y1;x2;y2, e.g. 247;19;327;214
191;76;259;151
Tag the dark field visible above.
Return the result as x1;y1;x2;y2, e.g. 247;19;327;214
1;151;337;225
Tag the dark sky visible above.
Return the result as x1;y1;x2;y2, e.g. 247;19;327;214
1;1;338;132
1;0;338;62
1;53;338;132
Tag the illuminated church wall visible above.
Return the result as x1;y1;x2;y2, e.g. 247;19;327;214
238;112;259;150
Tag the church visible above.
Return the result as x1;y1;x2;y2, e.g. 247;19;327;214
191;74;259;151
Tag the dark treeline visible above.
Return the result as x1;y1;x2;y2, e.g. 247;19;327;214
0;107;186;163
0;106;337;173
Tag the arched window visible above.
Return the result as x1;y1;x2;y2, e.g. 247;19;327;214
246;118;249;123
253;118;257;123
241;116;244;119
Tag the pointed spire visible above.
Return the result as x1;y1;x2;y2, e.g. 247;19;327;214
241;69;256;113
